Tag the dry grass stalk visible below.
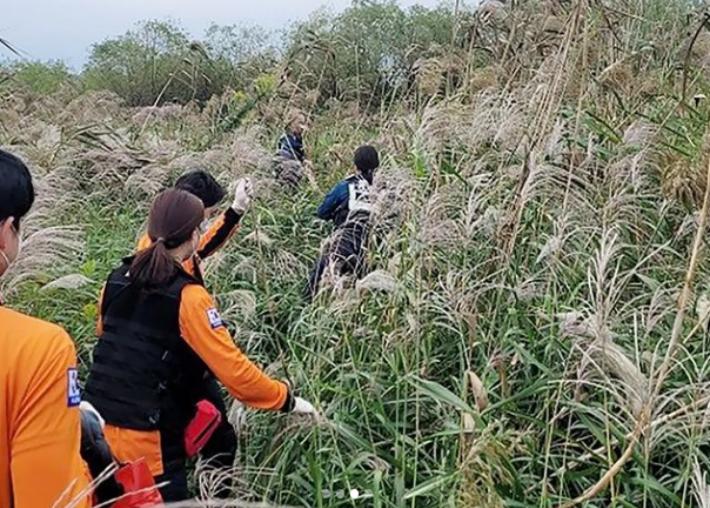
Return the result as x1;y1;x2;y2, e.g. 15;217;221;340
558;121;710;508
162;501;295;508
244;230;274;246
356;270;397;293
697;289;710;333
576;338;649;417
41;274;93;291
466;370;489;412
218;289;257;321
693;459;710;508
554;392;710;477
661;152;707;209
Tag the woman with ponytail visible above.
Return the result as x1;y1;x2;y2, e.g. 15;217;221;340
83;189;315;501
130;190;203;288
305;145;380;298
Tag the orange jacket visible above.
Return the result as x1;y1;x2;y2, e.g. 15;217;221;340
0;306;91;508
96;282;288;476
137;208;241;278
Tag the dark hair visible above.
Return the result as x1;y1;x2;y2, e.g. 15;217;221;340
0;149;34;231
174;169;226;208
130;189;204;288
354;145;380;175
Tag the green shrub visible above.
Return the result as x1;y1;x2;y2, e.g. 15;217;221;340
6;60;77;95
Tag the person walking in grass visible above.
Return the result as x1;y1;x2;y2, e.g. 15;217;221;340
275;111;318;189
136;168;256;497
138;168;251;284
305;145;379;299
85;189;316;502
0;149;92;508
277;112;308;164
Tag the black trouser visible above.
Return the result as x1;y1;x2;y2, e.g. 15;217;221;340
275;158;303;188
155;425;190;502
305;221;369;299
156;377;237;501
199;378;237;464
80;408;124;503
196;377;237;498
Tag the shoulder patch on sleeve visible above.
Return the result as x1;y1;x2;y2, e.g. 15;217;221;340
67;368;81;407
206;308;224;329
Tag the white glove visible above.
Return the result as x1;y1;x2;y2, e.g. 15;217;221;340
292;396;317;414
232;177;253;214
80;401;105;430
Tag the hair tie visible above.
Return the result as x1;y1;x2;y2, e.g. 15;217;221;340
155;237;165;244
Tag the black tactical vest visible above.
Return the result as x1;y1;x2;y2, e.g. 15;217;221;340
84;258;209;432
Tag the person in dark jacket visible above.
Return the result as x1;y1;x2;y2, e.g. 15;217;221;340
305;145;380;298
275;113;318;189
277;112;307;163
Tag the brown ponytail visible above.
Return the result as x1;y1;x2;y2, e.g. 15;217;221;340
130;189;204;288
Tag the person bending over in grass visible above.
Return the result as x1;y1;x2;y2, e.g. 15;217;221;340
304;145;379;299
84;189;316;502
0;149;93;508
136;168;254;497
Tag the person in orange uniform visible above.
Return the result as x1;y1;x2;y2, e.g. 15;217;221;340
83;189;316;501
136;169;254;496
0;149;92;508
137;168;249;282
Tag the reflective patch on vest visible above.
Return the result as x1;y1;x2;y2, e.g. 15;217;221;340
67;368;81;407
207;308;224;329
348;179;373;214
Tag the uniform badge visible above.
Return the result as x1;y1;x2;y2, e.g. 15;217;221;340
207;308;224;329
67;368;81;407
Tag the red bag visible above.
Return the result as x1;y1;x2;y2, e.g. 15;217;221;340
184;400;222;458
112;458;164;508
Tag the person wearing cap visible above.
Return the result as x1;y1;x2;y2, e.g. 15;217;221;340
0;149;92;508
305;145;380;298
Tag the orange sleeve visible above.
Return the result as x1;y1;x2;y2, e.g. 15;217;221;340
178;284;288;410
10;331;91;508
96;284;105;337
196;208;242;261
137;212;240;278
137;232;151;252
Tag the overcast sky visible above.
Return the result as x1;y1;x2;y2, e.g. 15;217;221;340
2;0;447;68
